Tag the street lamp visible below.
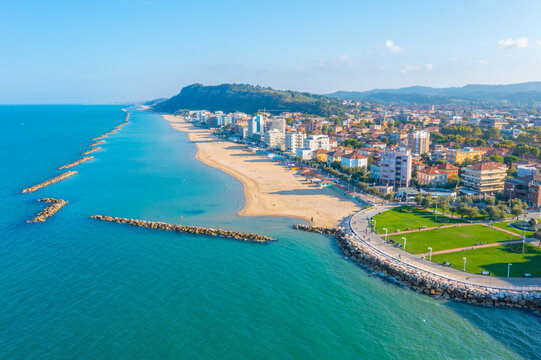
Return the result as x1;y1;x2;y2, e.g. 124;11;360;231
383;227;388;242
401;237;407;251
462;257;466;271
507;263;512;278
428;247;432;261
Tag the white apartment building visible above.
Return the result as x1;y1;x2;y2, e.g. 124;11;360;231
264;129;285;149
379;148;412;188
407;131;430;155
266;118;286;134
303;135;330;151
285;132;305;152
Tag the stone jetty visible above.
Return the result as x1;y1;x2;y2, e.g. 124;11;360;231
81;147;102;156
22;171;78;193
91;215;275;243
91;111;130;140
295;224;541;316
59;156;94;170
89;140;105;147
28;198;68;222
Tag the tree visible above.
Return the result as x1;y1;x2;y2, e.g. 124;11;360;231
466;206;480;220
357;182;369;191
421;195;433;209
489;155;504;163
456;203;470;219
414;193;424;207
511;205;524;220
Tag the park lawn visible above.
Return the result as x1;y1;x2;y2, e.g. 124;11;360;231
388;225;519;254
431;243;541;277
373;206;463;234
493;221;534;238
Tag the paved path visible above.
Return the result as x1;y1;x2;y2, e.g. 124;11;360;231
418;238;540;257
388;222;523;238
348;205;541;291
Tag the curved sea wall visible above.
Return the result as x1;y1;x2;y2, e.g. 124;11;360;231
22;171;78;193
295;225;541;316
91;215;275;243
59;156;94;170
28;198;68;222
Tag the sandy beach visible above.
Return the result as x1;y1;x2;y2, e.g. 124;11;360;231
163;115;361;227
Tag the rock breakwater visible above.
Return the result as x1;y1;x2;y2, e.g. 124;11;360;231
91;110;130;140
91;215;275;243
28;198;68;222
89;140;105;147
59;156;94;170
22;171;78;193
295;224;541;316
81;147;102;156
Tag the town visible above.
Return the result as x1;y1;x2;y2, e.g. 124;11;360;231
179;102;541;213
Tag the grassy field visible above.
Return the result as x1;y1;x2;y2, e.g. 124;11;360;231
493;221;534;238
372;206;463;234
431;243;541;277
387;225;519;254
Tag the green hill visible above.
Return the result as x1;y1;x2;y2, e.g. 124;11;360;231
153;83;347;116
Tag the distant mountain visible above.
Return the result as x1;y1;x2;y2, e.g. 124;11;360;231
327;82;541;105
153;83;347;116
143;97;168;106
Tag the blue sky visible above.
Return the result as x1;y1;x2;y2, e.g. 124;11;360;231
1;0;541;103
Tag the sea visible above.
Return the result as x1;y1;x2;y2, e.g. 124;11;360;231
0;105;539;359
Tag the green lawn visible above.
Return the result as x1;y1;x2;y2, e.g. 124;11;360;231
388;225;519;254
431;243;541;277
373;206;463;234
493;221;534;238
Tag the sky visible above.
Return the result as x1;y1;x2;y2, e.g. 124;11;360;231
1;0;541;103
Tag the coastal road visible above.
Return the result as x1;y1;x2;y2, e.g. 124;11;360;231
347;205;541;291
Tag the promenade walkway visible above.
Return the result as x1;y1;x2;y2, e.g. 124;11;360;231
418;238;540;257
348;205;541;291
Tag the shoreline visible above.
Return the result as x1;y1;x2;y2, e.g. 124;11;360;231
162;114;361;227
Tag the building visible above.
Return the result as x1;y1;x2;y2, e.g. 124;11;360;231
315;149;329;163
303;135;330;151
446;147;485;164
517;164;541;177
504;175;541;207
285;132;305;152
370;163;380;181
341;153;368;168
264;129;285;149
248;115;265;138
407;131;430;155
296;148;313;160
327;150;344;164
460;161;508;194
379;148;412;188
266;118;286;134
416;164;458;187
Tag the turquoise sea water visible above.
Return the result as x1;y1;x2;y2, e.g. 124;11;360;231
1;105;540;359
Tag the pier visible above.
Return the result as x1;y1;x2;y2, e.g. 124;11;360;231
22;171;77;193
59;156;94;170
28;198;68;222
81;147;102;156
91;215;275;243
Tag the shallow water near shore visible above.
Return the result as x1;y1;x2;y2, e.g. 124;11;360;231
1;105;540;359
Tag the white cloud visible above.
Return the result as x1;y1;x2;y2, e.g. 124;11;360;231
477;59;488;66
497;37;529;49
384;40;403;53
446;57;459;63
425;64;434;71
400;64;419;74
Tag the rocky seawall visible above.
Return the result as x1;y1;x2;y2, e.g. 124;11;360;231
89;140;105;147
81;147;102;156
59;156;94;170
28;198;68;222
91;215;275;243
92;110;130;140
295;224;541;316
22;171;78;193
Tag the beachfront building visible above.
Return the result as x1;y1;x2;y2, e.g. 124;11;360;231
504;175;541;207
407;131;430;155
315;149;329;163
379;148;412;188
303;135;330;151
248;115;265;138
285;132;305;152
460;161;508;194
446;147;485;164
341;153;368;168
264;129;285;149
296;148;313;160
